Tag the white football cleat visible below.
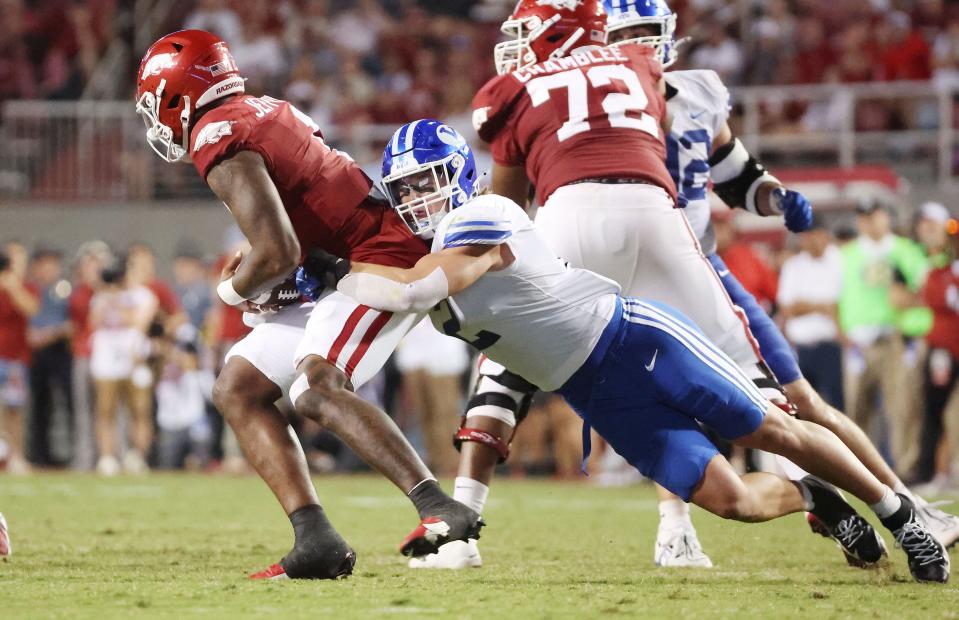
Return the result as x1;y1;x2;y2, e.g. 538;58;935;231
655;524;713;568
0;512;10;560
122;450;148;475
407;539;482;569
96;455;121;477
913;497;959;549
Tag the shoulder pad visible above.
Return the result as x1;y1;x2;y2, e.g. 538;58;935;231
471;75;523;144
668;70;731;121
438;195;523;249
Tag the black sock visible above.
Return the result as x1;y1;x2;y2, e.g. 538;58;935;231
289;504;333;544
282;504;355;579
408;479;452;519
879;494;915;532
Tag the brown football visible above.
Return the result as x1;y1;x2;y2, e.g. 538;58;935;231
250;272;301;308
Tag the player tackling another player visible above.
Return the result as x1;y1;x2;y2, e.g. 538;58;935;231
135;29;481;579
408;0;959;572
307;117;948;583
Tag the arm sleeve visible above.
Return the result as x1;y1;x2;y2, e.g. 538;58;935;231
337;268;449;313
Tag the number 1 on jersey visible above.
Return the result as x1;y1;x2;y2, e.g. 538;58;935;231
525;64;660;142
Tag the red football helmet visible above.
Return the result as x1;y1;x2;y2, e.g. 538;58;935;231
494;0;607;75
135;30;245;162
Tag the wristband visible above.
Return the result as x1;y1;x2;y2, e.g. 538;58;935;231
217;277;247;306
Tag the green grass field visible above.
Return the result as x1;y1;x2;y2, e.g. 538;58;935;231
1;474;958;619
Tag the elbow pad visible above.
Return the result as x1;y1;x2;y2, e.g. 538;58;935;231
337;268;449;313
709;138;780;215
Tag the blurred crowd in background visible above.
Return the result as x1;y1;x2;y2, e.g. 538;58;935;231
3;199;959;494
6;1;959;131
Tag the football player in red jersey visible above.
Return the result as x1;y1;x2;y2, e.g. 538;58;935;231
414;0;816;569
135;30;481;580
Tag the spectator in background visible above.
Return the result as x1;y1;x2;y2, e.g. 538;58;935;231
777;215;845;409
68;240;112;471
152;326;213;470
229;4;286;94
126;242;185;330
0;242;38;474
932;18;959;89
172;240;212;331
840;199;928;475
203;230;252;471
0;0;36;103
689;22;743;85
713;210;779;312
876;11;932;82
183;0;242;46
917;214;959;490
394;318;470;477
89;257;157;476
26;247;73;467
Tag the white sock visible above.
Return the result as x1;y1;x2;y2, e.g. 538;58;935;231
658;499;692;528
869;485;903;520
453;477;489;515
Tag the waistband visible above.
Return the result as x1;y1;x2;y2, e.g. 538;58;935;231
567;177;657;186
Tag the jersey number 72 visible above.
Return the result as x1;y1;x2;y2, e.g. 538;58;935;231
524;64;660;142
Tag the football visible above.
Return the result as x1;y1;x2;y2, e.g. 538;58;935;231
249;272;302;309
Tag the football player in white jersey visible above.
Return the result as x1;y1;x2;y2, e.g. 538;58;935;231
308;119;949;583
602;0;959;564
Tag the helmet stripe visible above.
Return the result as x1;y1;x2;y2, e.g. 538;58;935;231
404;119;422;151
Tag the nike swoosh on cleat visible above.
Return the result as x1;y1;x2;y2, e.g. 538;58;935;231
645;349;658;372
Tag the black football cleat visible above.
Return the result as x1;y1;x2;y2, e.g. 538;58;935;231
801;477;887;566
400;502;484;557
882;494;950;584
251;535;356;580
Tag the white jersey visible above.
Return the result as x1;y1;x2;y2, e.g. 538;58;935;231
664;70;730;256
429;194;621;391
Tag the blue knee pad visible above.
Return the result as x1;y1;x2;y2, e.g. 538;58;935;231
707;254;801;384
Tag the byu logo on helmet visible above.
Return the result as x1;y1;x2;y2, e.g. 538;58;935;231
381;119;478;240
604;0;680;67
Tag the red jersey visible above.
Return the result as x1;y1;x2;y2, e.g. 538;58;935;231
922;260;959;359
69;283;95;358
190;95;424;268
0;285;35;363
472;44;676;206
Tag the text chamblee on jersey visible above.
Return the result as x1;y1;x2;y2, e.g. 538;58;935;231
511;46;629;83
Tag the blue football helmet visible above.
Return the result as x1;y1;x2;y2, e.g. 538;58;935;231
382;119;478;239
603;0;679;67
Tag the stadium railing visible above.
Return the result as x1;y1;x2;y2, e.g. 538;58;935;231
1;80;956;203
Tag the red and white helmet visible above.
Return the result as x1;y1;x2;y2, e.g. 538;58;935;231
135;30;245;162
494;0;607;75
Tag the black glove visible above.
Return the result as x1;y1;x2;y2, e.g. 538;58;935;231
302;248;351;291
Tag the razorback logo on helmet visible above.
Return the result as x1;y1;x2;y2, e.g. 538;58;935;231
141;53;176;79
535;0;583;9
193;120;235;152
